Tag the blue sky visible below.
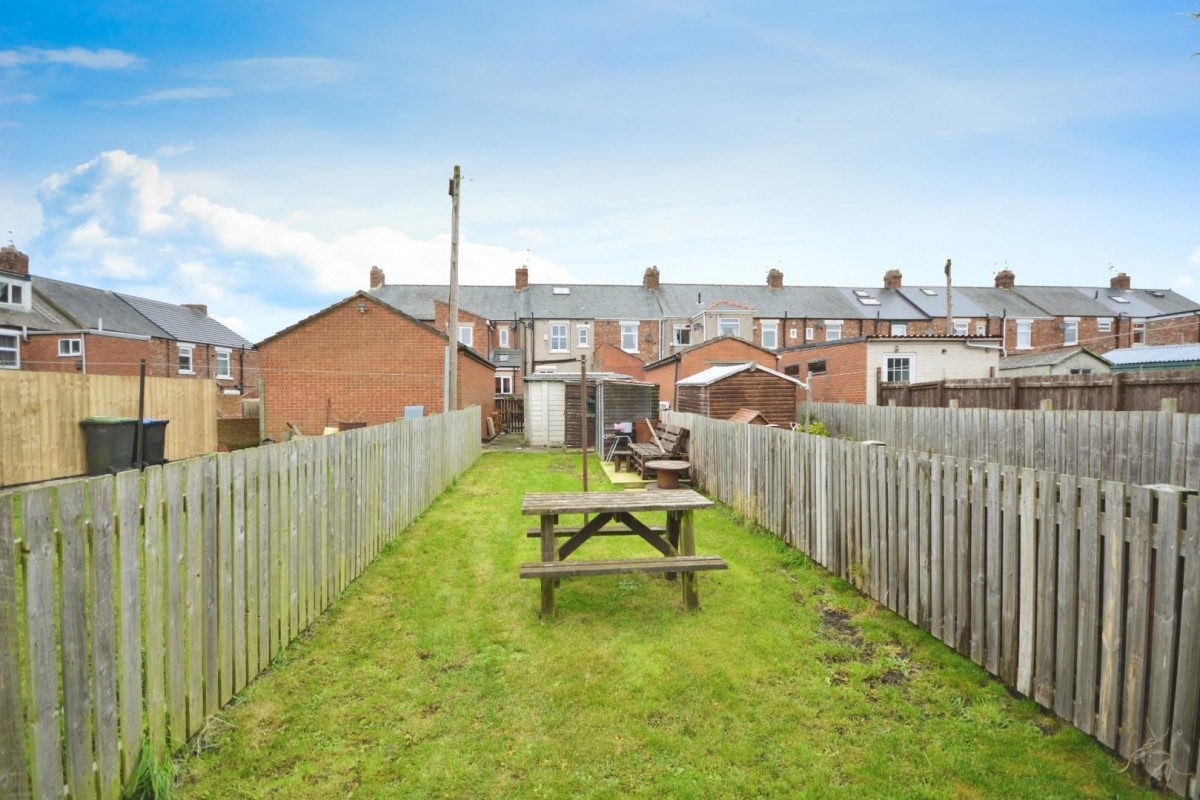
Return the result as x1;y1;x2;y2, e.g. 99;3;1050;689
1;1;1198;341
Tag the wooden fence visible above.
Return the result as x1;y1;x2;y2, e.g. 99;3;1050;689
0;407;480;800
496;395;524;434
669;411;1200;798
0;371;218;487
877;370;1200;413
807;402;1200;491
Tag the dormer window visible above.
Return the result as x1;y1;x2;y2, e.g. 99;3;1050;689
0;278;28;309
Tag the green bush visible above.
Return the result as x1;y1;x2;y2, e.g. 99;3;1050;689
794;419;830;437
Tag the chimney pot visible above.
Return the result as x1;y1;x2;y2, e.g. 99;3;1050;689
643;265;660;290
369;265;385;289
994;269;1015;290
0;245;30;276
1110;271;1131;291
182;303;208;316
882;269;903;290
767;268;784;289
515;265;529;290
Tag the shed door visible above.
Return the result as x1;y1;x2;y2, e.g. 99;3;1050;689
546;383;566;446
526;383;566;446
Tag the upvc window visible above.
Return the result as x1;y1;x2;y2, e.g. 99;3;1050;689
761;320;778;350
498;327;510;348
577;325;589;348
216;348;232;379
952;319;969;336
495;372;513;395
975;322;986;336
59;338;82;357
458;325;473;347
890;323;907;336
1063;318;1079;346
550;323;568;352
1097;317;1112;333
672;324;691;345
885;354;914;383
0;279;26;308
825;321;842;341
1133;321;1145;345
621;321;638;352
178;343;195;374
717;317;739;338
0;329;17;368
1016;320;1031;350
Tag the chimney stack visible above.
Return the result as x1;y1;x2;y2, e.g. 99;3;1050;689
767;268;784;289
182;303;208;316
643;265;660;290
515;265;529;290
883;269;902;289
1110;271;1131;291
0;245;29;275
994;269;1015;289
369;265;385;289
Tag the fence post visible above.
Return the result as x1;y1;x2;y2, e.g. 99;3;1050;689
1040;398;1053;412
1111;371;1124;411
1161;397;1178;414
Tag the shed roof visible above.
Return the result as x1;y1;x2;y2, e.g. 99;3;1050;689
998;347;1110;371
1104;343;1200;366
676;361;806;388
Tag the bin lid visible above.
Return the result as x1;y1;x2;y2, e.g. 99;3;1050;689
141;419;169;424
81;416;137;424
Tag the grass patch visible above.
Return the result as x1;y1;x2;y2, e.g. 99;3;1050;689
174;452;1165;799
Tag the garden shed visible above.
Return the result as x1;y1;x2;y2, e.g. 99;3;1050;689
524;373;659;448
676;362;804;427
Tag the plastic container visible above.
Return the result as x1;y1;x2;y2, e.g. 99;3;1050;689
137;419;170;467
79;417;137;476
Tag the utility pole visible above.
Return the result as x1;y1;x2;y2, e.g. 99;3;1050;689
944;258;953;335
447;165;461;413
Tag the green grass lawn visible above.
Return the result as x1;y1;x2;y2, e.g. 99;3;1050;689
174;452;1165;799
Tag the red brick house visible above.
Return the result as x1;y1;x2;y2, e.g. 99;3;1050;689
257;291;495;441
644;336;779;408
591;343;647;381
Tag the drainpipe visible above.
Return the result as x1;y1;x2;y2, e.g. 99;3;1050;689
80;333;87;374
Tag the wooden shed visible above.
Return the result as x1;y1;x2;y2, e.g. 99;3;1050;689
676;362;804;427
525;373;659;449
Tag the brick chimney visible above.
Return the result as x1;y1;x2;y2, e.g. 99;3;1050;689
369;265;385;289
515;265;529;290
0;245;29;275
994;269;1015;289
182;303;208;316
883;269;902;289
643;266;660;290
767;268;784;289
1110;271;1131;291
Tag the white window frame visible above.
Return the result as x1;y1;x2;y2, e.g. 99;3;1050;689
1133;320;1146;345
0;328;18;369
805;327;814;341
620;321;639;353
975;322;986;336
885;353;914;383
58;338;82;357
1016;320;1032;350
1097;317;1112;333
952;318;969;336
717;317;739;338
1062;317;1079;347
549;322;568;353
577;325;590;348
178;343;195;375
0;278;27;309
825;321;842;341
458;325;473;347
495;372;513;395
215;348;232;379
498;327;510;348
672;323;691;346
761;320;778;350
890;323;907;337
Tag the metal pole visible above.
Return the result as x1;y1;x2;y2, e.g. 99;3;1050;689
447;165;461;413
580;355;588;491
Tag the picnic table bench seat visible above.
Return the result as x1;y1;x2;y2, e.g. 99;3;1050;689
519;554;728;580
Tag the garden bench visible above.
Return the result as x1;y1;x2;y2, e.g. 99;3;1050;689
629;422;690;479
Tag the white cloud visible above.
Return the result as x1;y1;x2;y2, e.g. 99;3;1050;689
0;47;143;70
30;150;574;341
1190;248;1200;267
154;143;194;158
0;93;35;104
110;87;230;106
203;56;348;89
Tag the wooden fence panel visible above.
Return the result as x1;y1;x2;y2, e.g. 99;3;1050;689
0;495;29;800
87;478;120;800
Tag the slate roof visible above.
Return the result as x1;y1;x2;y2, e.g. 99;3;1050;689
1104;344;1200;367
371;285;530;322
35;277;167;337
898;286;1052;319
998;347;1110;371
118;293;255;349
0;292;74;333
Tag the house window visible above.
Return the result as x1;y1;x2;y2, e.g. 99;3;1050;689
1133;321;1145;345
577;325;589;348
0;279;26;308
215;348;232;379
499;327;510;348
975;322;986;336
784;364;801;377
1063;318;1079;346
761;320;778;350
58;338;82;357
885;354;913;383
718;317;739;338
495;372;513;395
458;325;473;347
672;324;691;346
1097;317;1112;333
178;344;195;374
952;319;969;336
1069;368;1093;375
805;327;814;341
808;359;827;375
621;321;638;352
0;330;17;368
1016;320;1032;350
890;323;907;336
825;321;842;341
550;323;568;352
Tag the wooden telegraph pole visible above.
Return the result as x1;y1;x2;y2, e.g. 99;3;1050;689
944;258;953;335
447;165;461;413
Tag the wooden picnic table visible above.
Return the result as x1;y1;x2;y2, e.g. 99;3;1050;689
520;490;725;616
645;459;690;489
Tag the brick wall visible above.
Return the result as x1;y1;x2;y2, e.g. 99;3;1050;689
259;297;492;441
779;341;868;404
1146;314;1200;347
594;319;657;362
592;343;645;381
433;300;490;357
